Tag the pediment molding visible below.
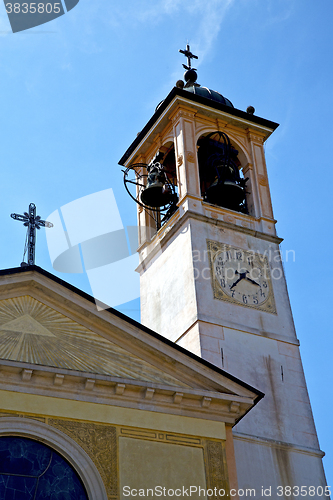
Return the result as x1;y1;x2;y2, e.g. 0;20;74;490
0;358;254;425
0;268;263;426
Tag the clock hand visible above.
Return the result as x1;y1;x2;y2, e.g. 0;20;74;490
230;277;242;290
245;277;260;287
230;270;249;290
230;270;259;290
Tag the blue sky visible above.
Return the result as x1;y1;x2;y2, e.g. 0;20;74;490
0;0;332;486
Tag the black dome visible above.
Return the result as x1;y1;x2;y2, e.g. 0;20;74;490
184;85;234;108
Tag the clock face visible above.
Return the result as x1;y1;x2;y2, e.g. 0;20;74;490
208;240;276;313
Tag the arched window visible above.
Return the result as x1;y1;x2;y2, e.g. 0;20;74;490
0;436;88;499
197;131;248;214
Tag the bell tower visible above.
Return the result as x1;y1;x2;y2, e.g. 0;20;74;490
119;47;328;496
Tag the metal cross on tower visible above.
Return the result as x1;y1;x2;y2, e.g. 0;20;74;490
179;44;198;70
10;203;53;266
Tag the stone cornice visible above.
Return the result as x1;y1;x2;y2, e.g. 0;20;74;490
137;208;283;274
119;88;278;166
0;359;255;425
174;318;300;347
233;431;325;458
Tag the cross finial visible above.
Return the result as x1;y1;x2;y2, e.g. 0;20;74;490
179;44;198;71
11;203;53;266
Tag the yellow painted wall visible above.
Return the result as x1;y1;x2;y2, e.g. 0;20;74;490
119;437;207;500
0;389;225;440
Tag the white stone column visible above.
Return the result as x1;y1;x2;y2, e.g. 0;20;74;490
170;107;201;202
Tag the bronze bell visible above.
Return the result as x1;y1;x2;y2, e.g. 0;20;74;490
140;163;173;208
207;178;245;210
206;162;246;211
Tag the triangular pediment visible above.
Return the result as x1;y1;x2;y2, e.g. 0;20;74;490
0;295;189;388
0;267;263;410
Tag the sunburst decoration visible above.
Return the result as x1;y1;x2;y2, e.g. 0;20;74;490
0;296;188;387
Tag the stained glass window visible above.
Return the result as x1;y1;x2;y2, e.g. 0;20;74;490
0;436;88;499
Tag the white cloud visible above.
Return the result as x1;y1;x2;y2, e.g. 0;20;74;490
139;0;235;110
264;0;295;26
128;0;234;61
193;0;234;60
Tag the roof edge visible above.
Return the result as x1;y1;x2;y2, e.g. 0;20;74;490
119;86;279;166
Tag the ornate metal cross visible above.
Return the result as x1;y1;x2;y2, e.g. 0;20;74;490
179;44;198;70
11;203;53;266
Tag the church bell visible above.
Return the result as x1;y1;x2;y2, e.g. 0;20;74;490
140;162;174;208
205;161;247;211
198;132;248;213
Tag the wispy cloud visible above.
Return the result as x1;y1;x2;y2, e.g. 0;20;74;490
192;0;234;60
61;0;234;65
136;0;235;110
135;0;182;22
264;0;295;26
135;0;234;61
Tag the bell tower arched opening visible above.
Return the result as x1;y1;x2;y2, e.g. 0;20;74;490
140;142;178;229
197;131;249;214
123;142;179;240
158;141;179;222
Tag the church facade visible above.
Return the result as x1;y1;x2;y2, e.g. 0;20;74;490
0;266;261;499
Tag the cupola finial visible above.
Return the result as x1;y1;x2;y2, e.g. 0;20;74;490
179;44;198;85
